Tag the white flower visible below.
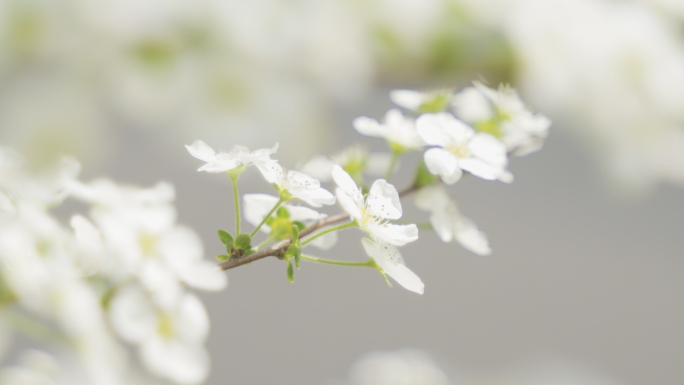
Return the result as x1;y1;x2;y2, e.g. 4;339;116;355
452;82;551;157
243;193;337;249
332;165;418;246
258;163;335;208
414;185;491;256
299;146;394;183
353;109;425;150
185;140;278;173
389;89;454;113
416;112;511;184
361;238;424;294
349;349;452;385
110;286;210;385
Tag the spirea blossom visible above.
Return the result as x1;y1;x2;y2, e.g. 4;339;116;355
414;185;491;256
259;162;336;207
353;109;425;150
332;165;418;246
185;140;278;173
416;112;511;184
361;238;424;295
452;82;551;156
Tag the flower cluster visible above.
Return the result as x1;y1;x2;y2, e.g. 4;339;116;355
0;147;224;384
187;82;549;296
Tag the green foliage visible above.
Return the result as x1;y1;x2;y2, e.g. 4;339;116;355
413;160;438;188
286;259;294;283
216;254;230;262
417;93;451;114
235;233;252;250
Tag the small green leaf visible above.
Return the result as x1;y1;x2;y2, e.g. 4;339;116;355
276;206;290;218
293;221;306;231
286;244;301;268
235;233;252;250
216;254;230;262
218;230;233;246
413;160;438;188
286;260;294;283
292;225;300;244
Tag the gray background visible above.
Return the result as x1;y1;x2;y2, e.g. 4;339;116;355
96;88;684;385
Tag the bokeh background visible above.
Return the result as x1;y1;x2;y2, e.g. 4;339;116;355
1;0;683;384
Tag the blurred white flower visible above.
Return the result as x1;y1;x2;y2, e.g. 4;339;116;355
299;146;393;183
332;165;418;246
414;185;491;256
452;82;551;156
185;140;279;174
416;112;511;184
353;109;425;151
361;238;423;295
390;89;454;113
243;193;337;249
348;349;452;385
110;286;210;385
258;163;335;208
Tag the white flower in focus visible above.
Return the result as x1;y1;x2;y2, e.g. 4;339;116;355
353;109;425;150
332;165;418;246
361;238;423;295
389;89;454;113
416;112;511;184
452;82;551;157
414;185;491;256
258;163;335;208
185;140;278;173
243;193;337;249
110;286;210;385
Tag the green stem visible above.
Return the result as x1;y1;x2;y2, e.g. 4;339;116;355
250;197;286;238
385;149;402;181
230;174;241;235
301;255;376;268
299;221;357;247
255;236;274;250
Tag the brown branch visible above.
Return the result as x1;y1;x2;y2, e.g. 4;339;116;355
218;184;422;271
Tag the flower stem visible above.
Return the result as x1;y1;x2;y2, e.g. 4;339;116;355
299;221;357;247
385;148;402;181
301;255;375;268
255;236;274;250
229;173;241;235
250;197;286;238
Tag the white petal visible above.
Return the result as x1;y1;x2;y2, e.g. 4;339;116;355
256;161;284;185
389;89;426;110
175;293;210;343
243;194;280;230
310;231;338;250
413;185;451;212
336;188;363;220
291;187;335;208
459;158;505;181
299;156;334;182
197;157;241;173
286;170;321;191
185;140;216;163
109;286;156;343
353;116;385;138
452;87;494;123
139;260;182;310
453;215;491;256
367;179;402;220
361;239;423;294
286;204;327;222
332;165;363;206
469;133;508;166
178;261;228;292
140;338;209;385
416;113;454;146
430;211;454;243
423;148;461;184
368;223;419;246
158;226;204;267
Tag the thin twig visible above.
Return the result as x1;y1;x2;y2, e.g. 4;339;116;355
218;184;421;271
